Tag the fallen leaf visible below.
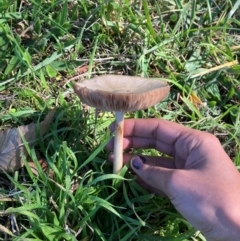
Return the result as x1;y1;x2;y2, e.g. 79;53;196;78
189;92;203;109
75;64;91;74
28;157;54;178
0;109;55;172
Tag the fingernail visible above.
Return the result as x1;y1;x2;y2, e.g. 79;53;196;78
131;156;146;170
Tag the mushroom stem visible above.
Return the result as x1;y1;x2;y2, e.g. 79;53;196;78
113;111;124;174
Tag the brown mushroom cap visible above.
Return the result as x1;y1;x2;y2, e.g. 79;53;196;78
73;75;170;111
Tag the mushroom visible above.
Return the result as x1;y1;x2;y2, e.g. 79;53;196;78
73;75;170;174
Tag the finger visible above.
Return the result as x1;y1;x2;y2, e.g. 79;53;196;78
130;155;179;197
110;119;191;143
108;119;193;155
108;152;176;169
108;152;131;165
135;178;168;197
107;136;175;156
108;119;207;159
108;153;173;196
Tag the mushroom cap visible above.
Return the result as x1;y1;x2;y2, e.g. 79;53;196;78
73;75;170;112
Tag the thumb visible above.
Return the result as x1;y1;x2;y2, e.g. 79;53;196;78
130;156;177;197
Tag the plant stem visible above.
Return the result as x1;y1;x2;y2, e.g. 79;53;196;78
113;111;124;174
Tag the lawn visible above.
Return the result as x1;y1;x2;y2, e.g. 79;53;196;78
0;0;240;240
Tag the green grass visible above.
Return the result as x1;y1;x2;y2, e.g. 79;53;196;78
0;0;240;240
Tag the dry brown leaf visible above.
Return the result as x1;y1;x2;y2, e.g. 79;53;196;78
189;92;203;109
0;109;55;172
75;64;91;74
28;157;54;178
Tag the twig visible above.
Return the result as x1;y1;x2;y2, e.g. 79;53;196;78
191;60;238;78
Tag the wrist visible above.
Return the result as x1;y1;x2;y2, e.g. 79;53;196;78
205;208;240;241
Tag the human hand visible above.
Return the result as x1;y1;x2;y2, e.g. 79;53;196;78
107;119;240;240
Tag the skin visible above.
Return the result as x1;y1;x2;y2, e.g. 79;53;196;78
107;119;240;241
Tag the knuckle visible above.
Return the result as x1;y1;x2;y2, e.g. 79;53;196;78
144;165;159;187
147;140;157;149
198;132;221;147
